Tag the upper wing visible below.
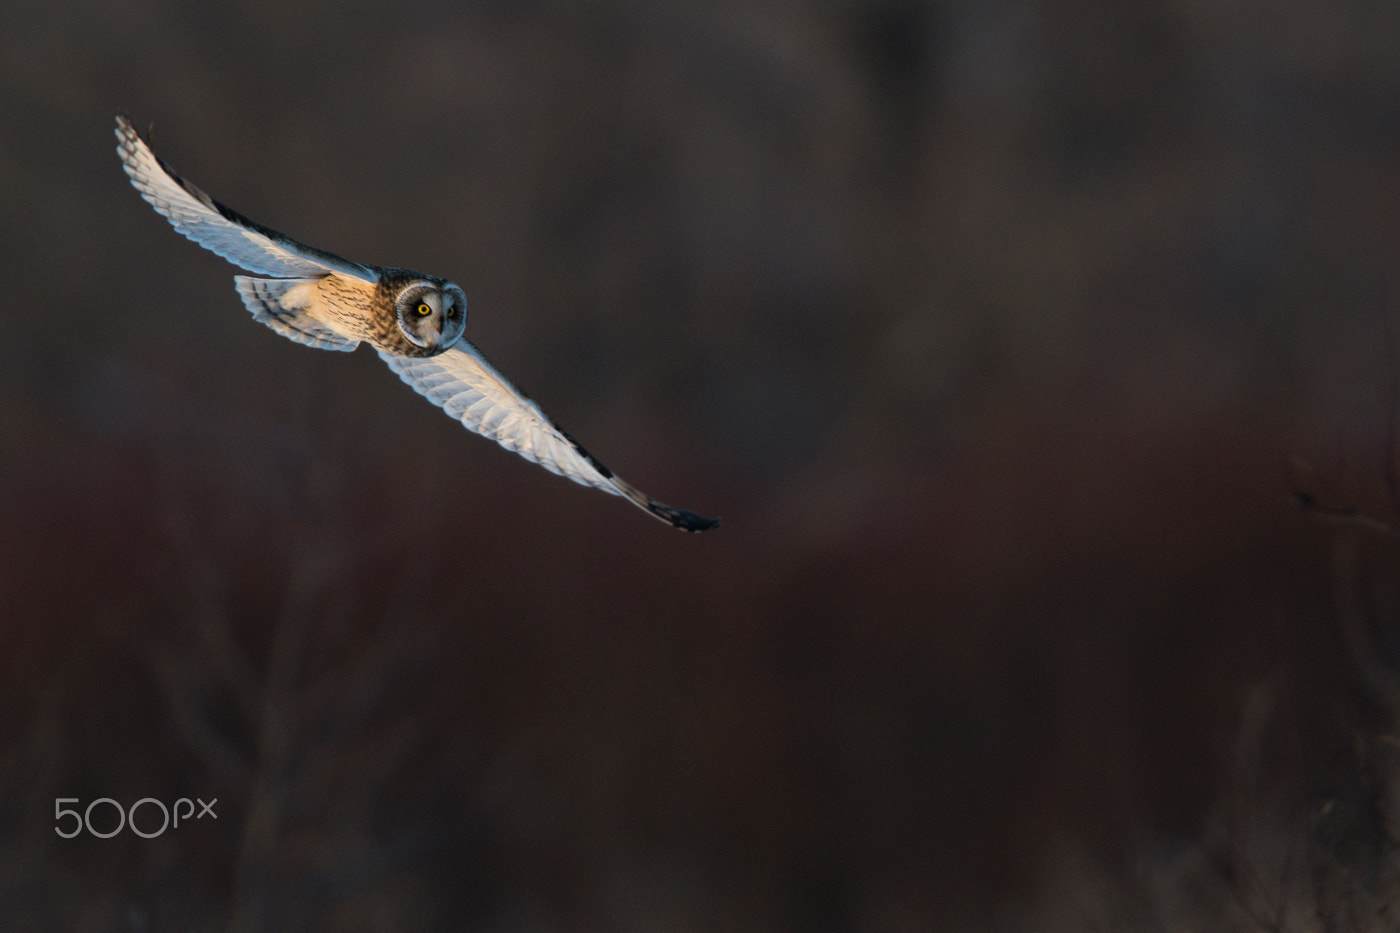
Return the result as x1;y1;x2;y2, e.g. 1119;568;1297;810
115;115;377;282
381;343;720;532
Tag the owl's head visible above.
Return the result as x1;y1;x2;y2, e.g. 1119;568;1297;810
395;280;468;352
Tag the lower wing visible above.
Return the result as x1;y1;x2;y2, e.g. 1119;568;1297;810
380;343;720;532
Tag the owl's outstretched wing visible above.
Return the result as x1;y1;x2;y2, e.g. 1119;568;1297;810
381;343;720;532
115;115;377;283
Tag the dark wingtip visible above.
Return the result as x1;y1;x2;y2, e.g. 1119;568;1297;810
597;473;720;532
652;504;721;533
682;512;722;533
114;114;136;147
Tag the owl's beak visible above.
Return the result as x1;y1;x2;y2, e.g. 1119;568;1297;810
438;306;464;348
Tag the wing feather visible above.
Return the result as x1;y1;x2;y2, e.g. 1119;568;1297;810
115;116;377;282
381;344;720;531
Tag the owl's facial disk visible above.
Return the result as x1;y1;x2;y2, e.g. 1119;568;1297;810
397;282;468;351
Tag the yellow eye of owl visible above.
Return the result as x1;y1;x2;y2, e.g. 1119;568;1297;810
445;305;456;318
416;302;432;316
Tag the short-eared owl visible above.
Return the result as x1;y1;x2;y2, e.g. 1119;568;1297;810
115;116;718;532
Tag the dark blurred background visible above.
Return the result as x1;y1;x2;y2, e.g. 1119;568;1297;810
4;0;1400;929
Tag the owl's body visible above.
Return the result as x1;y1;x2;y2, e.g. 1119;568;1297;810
235;269;465;357
115;115;718;532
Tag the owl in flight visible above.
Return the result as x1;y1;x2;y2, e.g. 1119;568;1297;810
115;116;718;532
